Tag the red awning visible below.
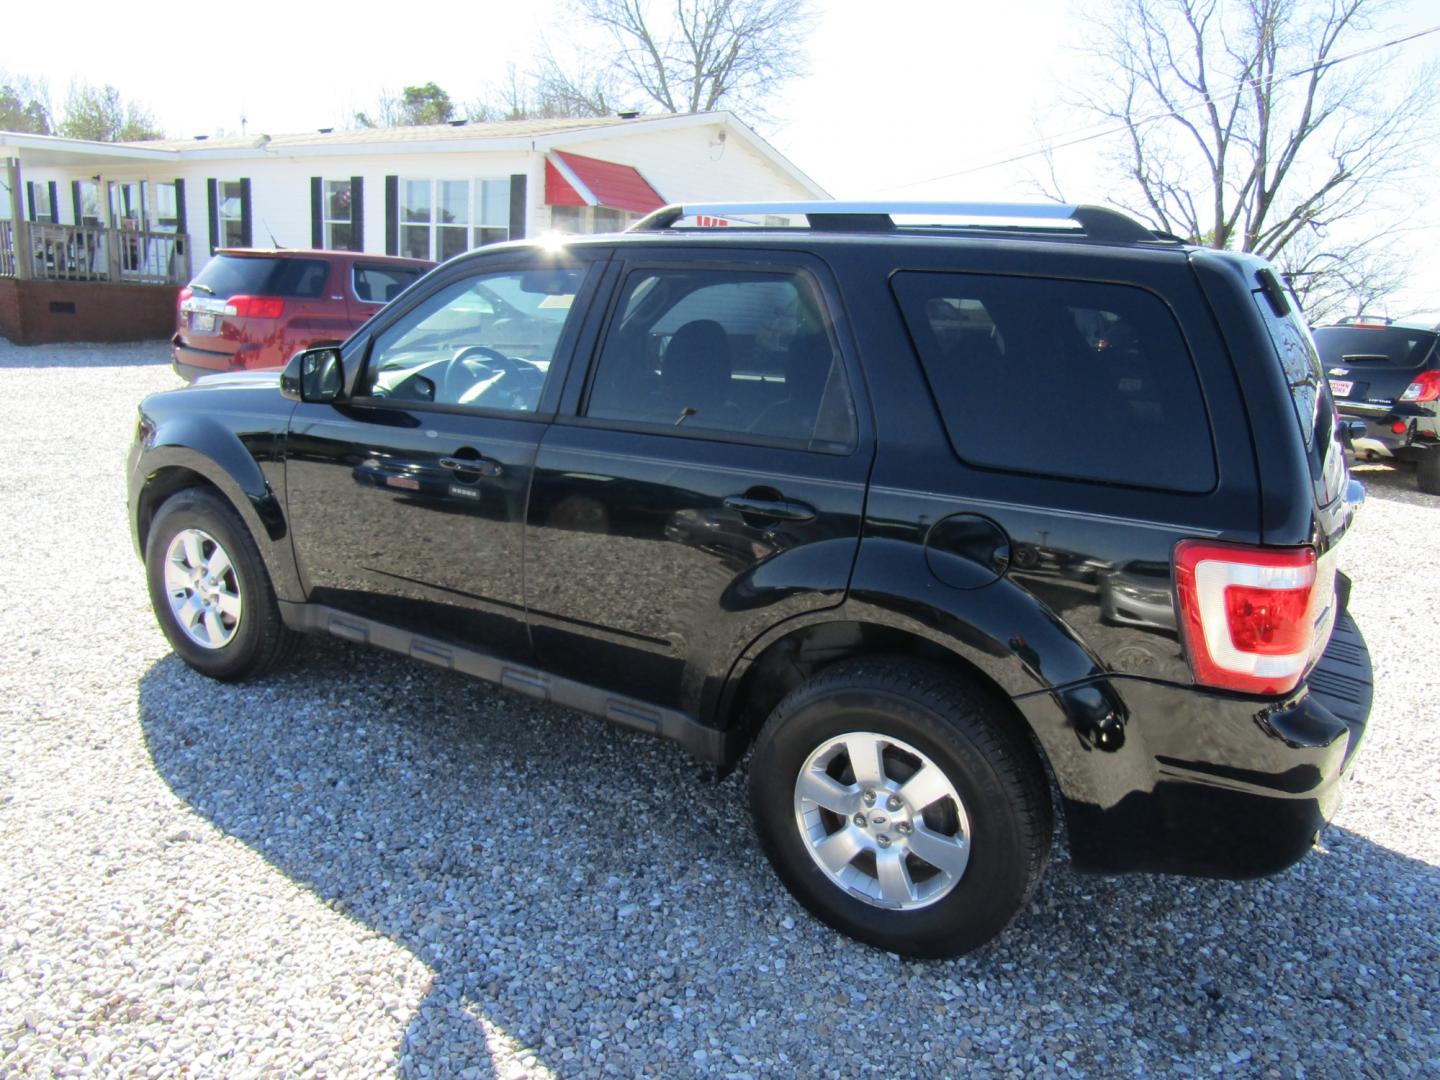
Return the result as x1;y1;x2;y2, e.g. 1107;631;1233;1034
544;151;665;214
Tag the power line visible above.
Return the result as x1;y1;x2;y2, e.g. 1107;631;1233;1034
875;20;1440;194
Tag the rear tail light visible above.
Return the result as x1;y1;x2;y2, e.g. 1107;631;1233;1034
1400;369;1440;402
225;295;285;319
177;286;192;310
1174;541;1321;696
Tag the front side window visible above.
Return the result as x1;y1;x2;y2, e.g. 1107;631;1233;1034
892;271;1217;492
324;180;353;250
584;268;856;450
359;265;588;413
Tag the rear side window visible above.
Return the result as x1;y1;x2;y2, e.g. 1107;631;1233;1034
891;271;1217;492
354;263;425;304
584;268;857;451
191;256;328;299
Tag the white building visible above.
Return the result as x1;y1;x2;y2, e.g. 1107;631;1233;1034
0;112;825;342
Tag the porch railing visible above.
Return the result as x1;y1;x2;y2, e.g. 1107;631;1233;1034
0;219;191;286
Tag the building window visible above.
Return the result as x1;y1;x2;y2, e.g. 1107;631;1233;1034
324;179;353;249
152;182;177;231
549;204;638;235
219;181;246;247
401;178;511;261
31;182;52;222
475;178;510;247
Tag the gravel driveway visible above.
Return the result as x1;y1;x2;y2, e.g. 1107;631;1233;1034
1;339;1436;1079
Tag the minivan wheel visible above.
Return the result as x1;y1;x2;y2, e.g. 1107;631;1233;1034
1417;449;1440;496
144;488;298;681
748;657;1051;958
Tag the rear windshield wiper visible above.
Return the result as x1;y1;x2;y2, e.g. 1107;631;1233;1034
189;282;215;295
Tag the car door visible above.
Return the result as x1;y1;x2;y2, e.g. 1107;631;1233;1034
524;250;874;716
284;249;607;660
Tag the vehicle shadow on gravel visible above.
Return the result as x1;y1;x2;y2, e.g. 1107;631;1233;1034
138;642;1439;1077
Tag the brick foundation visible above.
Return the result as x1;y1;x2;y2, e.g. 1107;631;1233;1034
0;279;178;345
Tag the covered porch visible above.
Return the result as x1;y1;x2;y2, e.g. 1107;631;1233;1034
2;136;189;343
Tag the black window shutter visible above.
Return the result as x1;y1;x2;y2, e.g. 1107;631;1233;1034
206;179;219;252
310;176;323;248
384;175;398;256
71;181;81;226
47;181;59;224
174;178;187;235
25;181;35;222
239;178;253;247
350;176;364;251
508;173;526;240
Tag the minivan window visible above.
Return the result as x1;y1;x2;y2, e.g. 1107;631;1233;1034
191;256;328;299
892;271;1217;492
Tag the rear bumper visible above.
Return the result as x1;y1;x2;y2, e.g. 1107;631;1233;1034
1032;610;1372;879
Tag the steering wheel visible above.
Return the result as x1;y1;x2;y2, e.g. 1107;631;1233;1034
440;345;515;403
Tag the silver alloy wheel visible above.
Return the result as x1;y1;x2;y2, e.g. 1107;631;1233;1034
793;731;971;910
162;528;242;650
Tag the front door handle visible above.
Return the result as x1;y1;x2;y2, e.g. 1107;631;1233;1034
722;495;816;522
439;455;502;478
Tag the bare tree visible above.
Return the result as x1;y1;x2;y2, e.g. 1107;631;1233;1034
1073;0;1435;311
539;0;816;124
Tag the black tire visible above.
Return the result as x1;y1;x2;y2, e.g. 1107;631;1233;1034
144;487;299;681
1417;450;1440;496
748;657;1051;958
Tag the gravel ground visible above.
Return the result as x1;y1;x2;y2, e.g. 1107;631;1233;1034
1;338;1437;1079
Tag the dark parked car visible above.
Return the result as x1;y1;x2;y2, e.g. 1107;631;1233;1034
129;202;1372;958
1312;314;1440;494
172;248;433;380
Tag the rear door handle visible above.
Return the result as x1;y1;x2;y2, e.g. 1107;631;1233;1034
722;495;816;522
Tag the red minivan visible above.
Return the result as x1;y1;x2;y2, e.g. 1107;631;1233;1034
171;249;433;380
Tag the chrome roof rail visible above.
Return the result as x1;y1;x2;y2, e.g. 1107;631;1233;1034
628;201;1170;243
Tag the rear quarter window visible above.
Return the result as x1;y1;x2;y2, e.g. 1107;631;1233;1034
191;256;329;299
891;271;1217;492
354;263;426;304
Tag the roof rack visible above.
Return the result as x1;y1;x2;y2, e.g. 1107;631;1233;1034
628;201;1171;244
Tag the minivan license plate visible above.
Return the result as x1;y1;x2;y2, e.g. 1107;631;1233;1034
1329;379;1354;397
192;312;216;333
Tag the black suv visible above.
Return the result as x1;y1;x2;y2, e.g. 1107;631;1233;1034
128;202;1373;958
1312;314;1440;494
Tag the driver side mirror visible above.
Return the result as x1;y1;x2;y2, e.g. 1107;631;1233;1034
281;347;345;403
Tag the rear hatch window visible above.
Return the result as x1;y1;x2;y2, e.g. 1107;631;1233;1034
190;255;329;299
1312;325;1438;403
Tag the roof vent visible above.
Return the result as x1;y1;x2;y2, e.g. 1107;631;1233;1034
618;111;640;119
318;127;334;134
449;119;468;127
